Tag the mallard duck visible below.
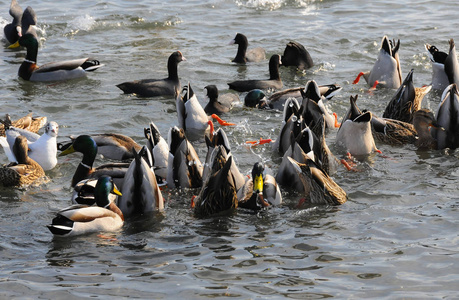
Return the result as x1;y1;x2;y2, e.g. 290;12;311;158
432;83;459;150
383;69;432;123
281;41;313;70
353;36;402;89
59;133;141;161
228;54;283;92
0;113;47;137
425;39;459;90
71;177;120;206
203;85;239;115
229;33;266;63
272;97;305;156
277;156;347;205
413;109;439;150
144;121;169;182
59;135;130;188
238;162;282;211
166;126;203;188
17;7;103;81
2;120;58;171
336;96;378;156
300;80;340;134
193;153;238;218
47;175;124;237
176;83;212;142
0;135;45;187
117;51;186;97
3;0;26;48
117;147;164;217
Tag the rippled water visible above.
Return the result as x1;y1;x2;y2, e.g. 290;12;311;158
0;0;458;298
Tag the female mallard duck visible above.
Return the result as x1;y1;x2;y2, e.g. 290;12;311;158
59;135;130;188
278;156;347;206
193;153;238;218
17;7;103;82
59;133;141;161
353;36;402;89
228;54;283;92
229;33;266;64
0;135;45;187
238;162;282;211
204;84;239;115
117;51;186;98
281;40;313;70
144;121;169;182
2;120;58;171
432;83;459;150
425;39;459;90
382;69;432;123
4;0;27;48
47;175;124;237
118;146;164;217
0;113;47;137
166;126;203;188
336;96;378;156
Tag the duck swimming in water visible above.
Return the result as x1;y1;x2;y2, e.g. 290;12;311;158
203;85;239;115
47;175;124;237
0;113;47;137
228;54;283;92
17;7;103;82
117;51;186;98
229;33;266;64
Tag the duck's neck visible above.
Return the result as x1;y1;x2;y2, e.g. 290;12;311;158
167;56;179;80
18;41;38;80
234;44;247;63
108;202;124;221
269;58;281;80
71;151;96;187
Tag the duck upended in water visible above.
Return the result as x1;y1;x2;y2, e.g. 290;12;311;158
382;69;432;123
144;121;169;182
281;41;313;70
425;39;459;91
354;36;402;89
1;120;58;171
276;156;347;206
432;83;459;150
47;175;124;237
229;33;266;64
0;135;45;187
117;51;186;98
228;54;283;92
118;147;164;217
3;0;26;48
166;126;203;189
193;150;238;218
203;85;239;115
177;83;212;142
18;7;103;82
238;162;282;211
336;96;378;156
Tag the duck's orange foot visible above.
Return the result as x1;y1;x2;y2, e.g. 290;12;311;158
333;112;341;128
191;195;196;209
211;114;235;126
245;138;273;147
353;72;365;84
341;152;359;172
369;80;379;91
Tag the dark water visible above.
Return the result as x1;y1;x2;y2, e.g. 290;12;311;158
0;0;458;298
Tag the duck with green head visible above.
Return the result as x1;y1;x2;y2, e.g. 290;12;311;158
47;175;124;237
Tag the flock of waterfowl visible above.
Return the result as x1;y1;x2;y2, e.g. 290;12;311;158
1;1;459;238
